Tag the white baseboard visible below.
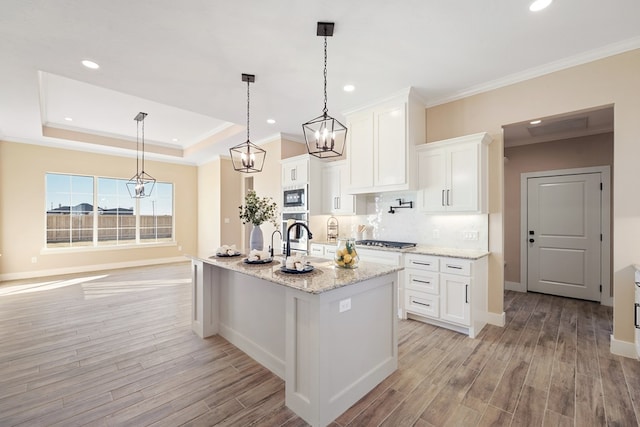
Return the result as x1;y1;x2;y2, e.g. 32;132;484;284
486;311;506;327
505;281;526;292
0;256;188;281
610;334;638;359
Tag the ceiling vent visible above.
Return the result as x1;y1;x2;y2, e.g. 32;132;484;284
527;117;588;137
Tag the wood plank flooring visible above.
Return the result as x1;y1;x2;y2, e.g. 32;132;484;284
1;262;639;426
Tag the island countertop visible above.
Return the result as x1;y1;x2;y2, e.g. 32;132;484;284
187;253;403;295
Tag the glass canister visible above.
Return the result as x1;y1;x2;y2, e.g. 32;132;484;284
334;238;359;269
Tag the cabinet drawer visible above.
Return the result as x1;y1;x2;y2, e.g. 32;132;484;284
310;244;324;257
404;254;439;271
441;259;471;276
405;290;439;318
405;270;439;294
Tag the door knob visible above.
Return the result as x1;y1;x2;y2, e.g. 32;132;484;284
529;238;535;243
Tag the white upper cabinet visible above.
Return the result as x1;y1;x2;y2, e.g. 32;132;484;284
282;157;309;186
345;88;426;194
280;154;322;214
416;132;492;213
321;160;365;215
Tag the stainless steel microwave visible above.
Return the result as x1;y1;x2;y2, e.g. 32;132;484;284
283;185;307;210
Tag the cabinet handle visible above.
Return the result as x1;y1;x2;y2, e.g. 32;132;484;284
338;197;341;210
465;284;469;304
442;190;445;206
412;261;432;267
636;303;640;329
446;264;463;270
413;279;431;284
446;189;451;206
412;299;431;307
291;169;295;181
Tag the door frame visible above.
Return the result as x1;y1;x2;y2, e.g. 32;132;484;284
519;166;611;305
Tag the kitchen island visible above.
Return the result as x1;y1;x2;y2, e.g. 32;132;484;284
188;253;401;427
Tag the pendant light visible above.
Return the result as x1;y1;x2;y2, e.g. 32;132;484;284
229;73;266;173
127;112;156;198
302;22;347;159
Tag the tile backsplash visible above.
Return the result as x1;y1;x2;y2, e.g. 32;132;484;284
310;191;488;251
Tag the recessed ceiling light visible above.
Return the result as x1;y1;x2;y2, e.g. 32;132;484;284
172;138;179;142
530;119;542;125
343;84;355;92
266;119;276;124
81;59;100;69
529;0;552;12
64;117;73;122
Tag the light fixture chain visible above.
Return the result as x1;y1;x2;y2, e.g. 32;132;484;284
323;35;328;115
247;79;250;140
141;116;145;172
136;116;140;174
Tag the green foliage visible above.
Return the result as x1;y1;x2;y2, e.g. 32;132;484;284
238;190;279;227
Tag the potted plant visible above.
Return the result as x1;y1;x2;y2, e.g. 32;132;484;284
239;190;279;250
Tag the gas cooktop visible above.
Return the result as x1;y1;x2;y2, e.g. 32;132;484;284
355;240;417;249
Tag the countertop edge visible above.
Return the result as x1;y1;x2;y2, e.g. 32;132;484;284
310;242;490;260
186;254;403;294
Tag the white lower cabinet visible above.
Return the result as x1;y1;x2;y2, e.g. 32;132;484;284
403;253;487;338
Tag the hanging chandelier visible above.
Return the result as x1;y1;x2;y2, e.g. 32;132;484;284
229;73;266;173
302;22;347;159
127;112;156;198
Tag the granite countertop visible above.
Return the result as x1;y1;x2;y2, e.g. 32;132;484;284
187;253;403;295
311;241;489;260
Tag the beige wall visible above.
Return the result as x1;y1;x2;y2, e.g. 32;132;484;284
425;48;640;346
504;133;614;284
0;140;197;278
197;157;243;255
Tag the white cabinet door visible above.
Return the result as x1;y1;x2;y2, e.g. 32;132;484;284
440;273;470;326
417;147;447;212
346;88;425;195
282;158;308;186
321;162;360;215
322;164;341;214
416;133;490;213
375;103;406;188
448;143;478;212
347;112;374;192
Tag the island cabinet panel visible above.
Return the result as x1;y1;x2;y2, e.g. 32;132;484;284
189;255;399;427
286;275;398;427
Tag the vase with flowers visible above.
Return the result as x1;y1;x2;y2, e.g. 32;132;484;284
239;190;279;251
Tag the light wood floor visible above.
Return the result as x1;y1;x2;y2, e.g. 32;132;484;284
1;262;638;426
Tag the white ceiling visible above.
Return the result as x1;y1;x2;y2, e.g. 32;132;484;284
1;0;639;164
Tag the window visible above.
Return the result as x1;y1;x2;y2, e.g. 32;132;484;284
140;182;173;243
97;178;136;245
46;173;94;248
45;173;174;248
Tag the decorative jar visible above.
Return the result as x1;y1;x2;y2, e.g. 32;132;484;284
334;238;359;269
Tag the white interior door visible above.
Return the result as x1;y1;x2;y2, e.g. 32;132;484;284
527;173;601;301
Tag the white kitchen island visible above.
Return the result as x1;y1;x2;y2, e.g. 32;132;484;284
188;254;401;427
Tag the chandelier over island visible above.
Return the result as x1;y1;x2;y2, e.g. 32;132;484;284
229;73;266;173
302;22;347;159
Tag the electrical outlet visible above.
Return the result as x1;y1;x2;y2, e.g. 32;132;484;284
224;218;230;224
432;229;440;239
462;231;479;241
31;256;37;263
339;298;351;313
178;245;182;251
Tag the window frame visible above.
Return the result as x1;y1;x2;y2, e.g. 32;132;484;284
44;172;175;251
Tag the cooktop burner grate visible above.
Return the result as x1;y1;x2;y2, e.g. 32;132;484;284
355;240;417;249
